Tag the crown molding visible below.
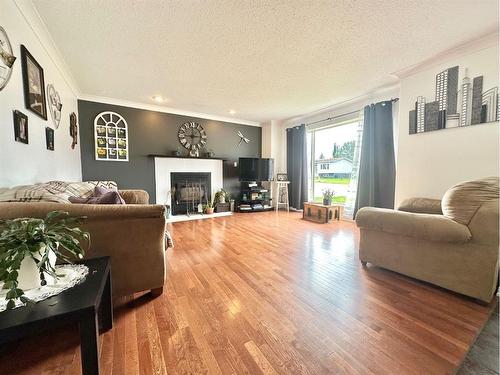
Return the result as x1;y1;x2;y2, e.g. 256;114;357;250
283;82;400;126
14;0;81;97
392;30;499;79
79;94;262;127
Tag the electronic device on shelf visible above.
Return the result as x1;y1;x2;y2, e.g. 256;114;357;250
237;157;275;213
238;158;274;182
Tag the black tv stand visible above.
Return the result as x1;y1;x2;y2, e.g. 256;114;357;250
238;182;273;213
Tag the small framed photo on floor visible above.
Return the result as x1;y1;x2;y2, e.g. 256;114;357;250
13;110;28;144
20;45;47;120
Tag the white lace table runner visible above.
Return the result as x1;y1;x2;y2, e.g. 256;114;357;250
0;264;89;311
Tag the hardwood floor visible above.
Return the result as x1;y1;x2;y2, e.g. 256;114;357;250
0;211;496;374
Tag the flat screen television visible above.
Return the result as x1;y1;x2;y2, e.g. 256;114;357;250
239;158;274;181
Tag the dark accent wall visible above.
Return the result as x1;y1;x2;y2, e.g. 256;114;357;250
78;100;261;202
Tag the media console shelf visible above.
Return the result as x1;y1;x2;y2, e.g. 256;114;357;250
238;183;273;213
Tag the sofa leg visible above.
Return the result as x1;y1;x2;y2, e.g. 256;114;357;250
360;261;367;267
150;287;163;297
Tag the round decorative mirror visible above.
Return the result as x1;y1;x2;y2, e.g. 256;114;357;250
0;26;16;91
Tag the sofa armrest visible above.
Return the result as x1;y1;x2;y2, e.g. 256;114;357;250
119;189;150;204
468;200;499;246
398;198;442;215
355;207;471;243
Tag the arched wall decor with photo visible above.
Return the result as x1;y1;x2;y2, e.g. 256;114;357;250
94;111;129;161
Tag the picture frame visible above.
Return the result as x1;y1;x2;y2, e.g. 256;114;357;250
69;112;78;149
20;45;47;120
45;127;54;150
13;110;28;144
277;173;288;181
94;111;129;161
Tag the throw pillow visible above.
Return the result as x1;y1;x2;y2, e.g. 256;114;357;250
69;186;125;205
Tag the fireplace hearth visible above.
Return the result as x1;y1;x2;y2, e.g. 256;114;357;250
171;172;211;215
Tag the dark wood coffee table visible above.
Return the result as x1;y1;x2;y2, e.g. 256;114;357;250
0;256;112;375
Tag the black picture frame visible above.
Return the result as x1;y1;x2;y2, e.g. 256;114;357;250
277;173;288;181
20;45;47;120
45;127;54;151
13;110;28;144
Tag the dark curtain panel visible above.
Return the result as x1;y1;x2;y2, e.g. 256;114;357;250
286;124;308;210
354;101;395;216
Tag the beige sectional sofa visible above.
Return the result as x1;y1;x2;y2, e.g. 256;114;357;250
355;177;499;303
0;182;166;299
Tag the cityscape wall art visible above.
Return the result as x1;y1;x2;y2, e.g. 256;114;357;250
409;66;499;134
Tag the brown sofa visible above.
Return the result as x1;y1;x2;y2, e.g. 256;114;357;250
355;177;499;303
0;190;166;299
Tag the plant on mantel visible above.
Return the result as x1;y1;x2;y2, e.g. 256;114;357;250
0;211;89;309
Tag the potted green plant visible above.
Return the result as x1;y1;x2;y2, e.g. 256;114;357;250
214;189;230;205
204;200;215;215
0;211;89;309
322;189;335;205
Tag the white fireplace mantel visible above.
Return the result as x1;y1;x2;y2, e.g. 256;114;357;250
154;157;224;204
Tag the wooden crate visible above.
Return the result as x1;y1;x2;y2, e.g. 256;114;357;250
303;202;342;223
215;202;230;213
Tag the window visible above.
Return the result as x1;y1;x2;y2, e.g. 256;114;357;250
306;114;363;219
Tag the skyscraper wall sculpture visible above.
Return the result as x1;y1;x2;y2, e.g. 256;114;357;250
409;65;498;134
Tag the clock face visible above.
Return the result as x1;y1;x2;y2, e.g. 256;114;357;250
178;121;207;151
0;26;15;91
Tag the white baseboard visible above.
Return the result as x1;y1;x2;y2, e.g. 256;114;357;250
166;211;233;223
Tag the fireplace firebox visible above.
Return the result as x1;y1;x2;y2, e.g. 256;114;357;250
171;172;211;215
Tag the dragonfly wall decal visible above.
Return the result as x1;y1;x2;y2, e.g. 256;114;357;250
237;131;250;146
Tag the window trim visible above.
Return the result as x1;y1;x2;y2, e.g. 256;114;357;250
306;113;363;203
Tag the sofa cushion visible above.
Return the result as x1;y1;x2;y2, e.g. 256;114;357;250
119;190;150;204
442;177;500;225
356;207;471;243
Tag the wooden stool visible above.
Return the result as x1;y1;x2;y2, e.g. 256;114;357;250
275;181;290;212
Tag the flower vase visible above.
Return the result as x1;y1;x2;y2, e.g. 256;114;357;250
17;250;57;290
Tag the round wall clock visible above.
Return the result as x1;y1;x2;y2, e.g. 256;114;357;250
178;121;207;154
0;26;16;91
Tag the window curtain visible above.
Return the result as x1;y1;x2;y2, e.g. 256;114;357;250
353;101;395;216
286;124;308;210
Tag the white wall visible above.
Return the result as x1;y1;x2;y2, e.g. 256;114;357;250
261;119;284;173
0;0;81;187
395;43;499;205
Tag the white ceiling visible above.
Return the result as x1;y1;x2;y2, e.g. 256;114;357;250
33;0;498;123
